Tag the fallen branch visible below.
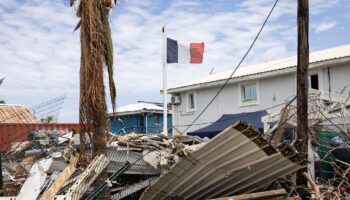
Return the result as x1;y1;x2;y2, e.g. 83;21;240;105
303;172;321;199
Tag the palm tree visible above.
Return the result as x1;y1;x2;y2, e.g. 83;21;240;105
70;0;116;156
70;0;117;198
40;115;54;123
0;77;5;104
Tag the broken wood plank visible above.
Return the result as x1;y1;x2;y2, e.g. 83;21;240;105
303;172;321;199
273;107;290;144
39;154;79;200
211;189;287;200
64;154;110;200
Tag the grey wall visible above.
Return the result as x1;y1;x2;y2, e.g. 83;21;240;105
172;63;350;134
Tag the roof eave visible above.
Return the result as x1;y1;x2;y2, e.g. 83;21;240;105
168;56;350;94
108;109;171;116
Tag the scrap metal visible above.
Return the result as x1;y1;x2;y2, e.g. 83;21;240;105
140;121;307;200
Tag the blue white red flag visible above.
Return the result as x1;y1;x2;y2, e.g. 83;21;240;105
167;38;205;64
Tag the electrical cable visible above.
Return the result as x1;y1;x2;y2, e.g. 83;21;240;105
180;0;280;134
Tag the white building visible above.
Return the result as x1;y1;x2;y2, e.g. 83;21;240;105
168;44;350;134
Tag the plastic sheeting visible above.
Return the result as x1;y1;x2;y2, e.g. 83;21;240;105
188;110;267;138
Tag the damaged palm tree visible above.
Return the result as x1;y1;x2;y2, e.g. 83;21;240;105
70;0;117;198
70;0;116;157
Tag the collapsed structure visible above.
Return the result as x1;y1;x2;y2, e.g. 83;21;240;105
1;89;350;199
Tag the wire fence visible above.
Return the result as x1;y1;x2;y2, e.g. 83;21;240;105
0;95;66;124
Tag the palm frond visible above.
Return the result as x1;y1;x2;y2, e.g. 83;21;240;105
74;19;81;32
0;77;5;85
99;3;116;113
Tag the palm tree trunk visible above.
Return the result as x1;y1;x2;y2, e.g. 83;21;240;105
78;0;115;198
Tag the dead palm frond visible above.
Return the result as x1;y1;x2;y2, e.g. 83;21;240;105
70;0;117;198
70;0;117;157
0;77;5;85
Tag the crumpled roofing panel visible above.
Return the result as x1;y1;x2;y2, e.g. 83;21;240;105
106;148;160;175
141;121;307;200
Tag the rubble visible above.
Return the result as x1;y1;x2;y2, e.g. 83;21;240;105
0;128;195;199
65;154;110;200
39;155;79;200
1;91;350;199
140;121;307;200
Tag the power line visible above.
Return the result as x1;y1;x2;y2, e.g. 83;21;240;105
181;0;280;134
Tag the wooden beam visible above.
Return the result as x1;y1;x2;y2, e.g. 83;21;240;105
64;154;110;200
211;189;287;200
39;155;79;200
273;107;290;144
296;0;309;185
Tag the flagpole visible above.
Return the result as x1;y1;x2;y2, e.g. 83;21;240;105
162;24;168;136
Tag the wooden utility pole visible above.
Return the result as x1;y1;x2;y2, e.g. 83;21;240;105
296;0;309;184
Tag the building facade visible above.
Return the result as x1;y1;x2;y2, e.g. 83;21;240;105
108;102;172;135
168;44;350;134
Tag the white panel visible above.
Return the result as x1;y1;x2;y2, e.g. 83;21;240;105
177;41;190;64
17;158;53;200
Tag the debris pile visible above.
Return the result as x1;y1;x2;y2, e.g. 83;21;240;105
141;121;307;200
0;129;197;199
260;91;350;199
1;91;350;199
1;129;79;198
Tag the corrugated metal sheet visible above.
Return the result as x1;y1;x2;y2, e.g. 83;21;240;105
0;104;38;123
140;121;307;200
169;44;350;92
111;177;157;200
106;148;160;175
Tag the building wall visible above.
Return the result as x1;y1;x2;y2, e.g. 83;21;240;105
109;113;172;134
321;63;350;95
172;63;350;134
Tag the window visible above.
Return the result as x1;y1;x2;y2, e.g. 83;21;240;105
242;83;257;101
187;92;196;111
240;82;259;106
154;114;159;124
138;115;144;127
310;74;319;90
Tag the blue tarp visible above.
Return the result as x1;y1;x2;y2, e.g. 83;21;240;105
188;110;268;138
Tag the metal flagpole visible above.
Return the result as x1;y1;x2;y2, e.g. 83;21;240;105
162;25;168;136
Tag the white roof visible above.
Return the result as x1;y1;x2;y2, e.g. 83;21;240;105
109;102;164;115
169;44;350;92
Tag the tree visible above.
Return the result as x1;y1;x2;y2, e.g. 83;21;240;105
70;0;116;156
40;115;54;123
70;0;117;198
0;77;5;104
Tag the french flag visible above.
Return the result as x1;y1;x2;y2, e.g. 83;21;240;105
167;38;205;64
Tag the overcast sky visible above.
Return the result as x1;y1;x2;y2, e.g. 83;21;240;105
0;0;349;122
